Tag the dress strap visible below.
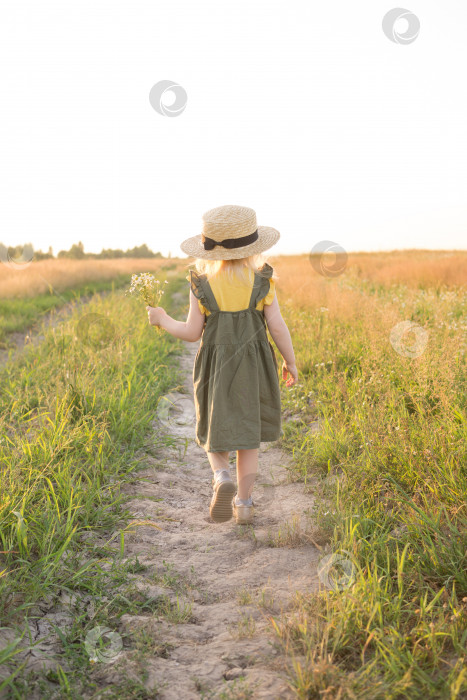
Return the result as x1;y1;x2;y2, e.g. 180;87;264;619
248;263;273;309
248;273;263;309
189;270;218;313
189;271;220;313
201;278;220;312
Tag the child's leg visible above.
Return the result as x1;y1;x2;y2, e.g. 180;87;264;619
236;448;258;500
207;451;230;474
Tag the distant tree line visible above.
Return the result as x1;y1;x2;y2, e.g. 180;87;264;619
0;241;165;261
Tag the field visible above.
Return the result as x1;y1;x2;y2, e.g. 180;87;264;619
0;258;187;346
270;251;467;697
0;251;466;698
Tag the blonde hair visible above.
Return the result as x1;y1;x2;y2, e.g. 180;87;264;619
189;253;278;284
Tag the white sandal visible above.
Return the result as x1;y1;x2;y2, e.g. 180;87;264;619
232;495;255;525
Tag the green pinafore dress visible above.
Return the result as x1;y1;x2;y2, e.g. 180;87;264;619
189;264;283;453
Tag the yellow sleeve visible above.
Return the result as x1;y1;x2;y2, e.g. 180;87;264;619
186;273;208;315
262;278;276;306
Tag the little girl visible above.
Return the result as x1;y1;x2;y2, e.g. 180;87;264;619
146;205;298;525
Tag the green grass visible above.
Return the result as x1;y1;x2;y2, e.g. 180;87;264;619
0;275;187;696
0;275;137;347
275;282;467;699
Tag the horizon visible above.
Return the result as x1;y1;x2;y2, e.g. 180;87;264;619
2;242;467;260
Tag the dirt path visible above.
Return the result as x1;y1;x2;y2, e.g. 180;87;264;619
109;341;321;699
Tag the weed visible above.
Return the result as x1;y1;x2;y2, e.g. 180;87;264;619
236;588;253;606
157;594;194;624
231;614;256;639
217;676;258;699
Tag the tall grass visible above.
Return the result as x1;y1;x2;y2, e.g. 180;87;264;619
0;277;125;346
269;250;467;298
0;258;187;346
271;254;467;698
0;278;183;627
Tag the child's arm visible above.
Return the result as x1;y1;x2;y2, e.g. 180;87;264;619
263;296;298;387
146;290;205;342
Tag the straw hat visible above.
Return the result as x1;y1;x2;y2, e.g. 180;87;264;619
180;205;280;260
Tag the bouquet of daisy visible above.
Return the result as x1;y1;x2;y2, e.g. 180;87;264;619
126;273;168;332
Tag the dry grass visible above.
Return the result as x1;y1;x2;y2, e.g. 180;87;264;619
268;250;467;699
0;257;188;299
346;250;467;288
269;250;467;310
2;249;464;301
267;252;467;347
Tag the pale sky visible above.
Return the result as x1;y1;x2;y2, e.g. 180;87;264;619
1;1;466;258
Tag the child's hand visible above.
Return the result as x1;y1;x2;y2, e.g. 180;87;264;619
282;360;298;387
146;305;166;328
